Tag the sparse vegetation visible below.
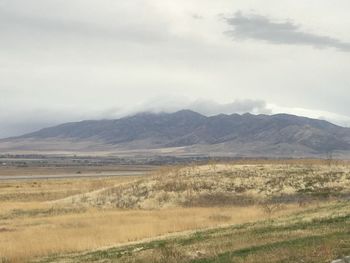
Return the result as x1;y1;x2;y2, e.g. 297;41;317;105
0;160;349;262
60;162;350;209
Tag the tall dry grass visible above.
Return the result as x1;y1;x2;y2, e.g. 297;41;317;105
0;205;304;262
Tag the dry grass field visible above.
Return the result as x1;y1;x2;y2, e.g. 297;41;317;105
38;200;350;263
0;160;349;262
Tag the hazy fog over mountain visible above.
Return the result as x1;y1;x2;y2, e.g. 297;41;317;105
1;0;350;138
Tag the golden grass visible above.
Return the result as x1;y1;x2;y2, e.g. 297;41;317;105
38;200;349;263
0;174;146;262
0;205;305;262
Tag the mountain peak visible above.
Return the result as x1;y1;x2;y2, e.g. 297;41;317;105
1;110;349;157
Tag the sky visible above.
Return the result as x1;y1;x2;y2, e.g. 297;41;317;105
1;0;350;138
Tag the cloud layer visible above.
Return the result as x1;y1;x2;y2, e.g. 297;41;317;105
1;1;350;138
225;12;350;51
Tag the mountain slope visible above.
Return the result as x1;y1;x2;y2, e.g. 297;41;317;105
1;110;350;157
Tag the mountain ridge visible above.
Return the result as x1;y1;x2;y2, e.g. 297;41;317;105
1;110;350;157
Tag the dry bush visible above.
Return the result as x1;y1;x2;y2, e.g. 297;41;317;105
260;202;284;215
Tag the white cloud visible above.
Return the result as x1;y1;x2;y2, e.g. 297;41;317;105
267;104;350;127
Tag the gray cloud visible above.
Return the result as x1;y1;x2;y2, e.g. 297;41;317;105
224;12;350;51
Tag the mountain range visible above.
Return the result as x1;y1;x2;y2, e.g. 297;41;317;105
1;110;350;157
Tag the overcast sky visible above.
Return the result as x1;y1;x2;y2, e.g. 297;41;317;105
1;0;350;138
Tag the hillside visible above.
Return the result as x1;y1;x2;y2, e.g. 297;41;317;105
1;110;350;157
55;163;350;209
